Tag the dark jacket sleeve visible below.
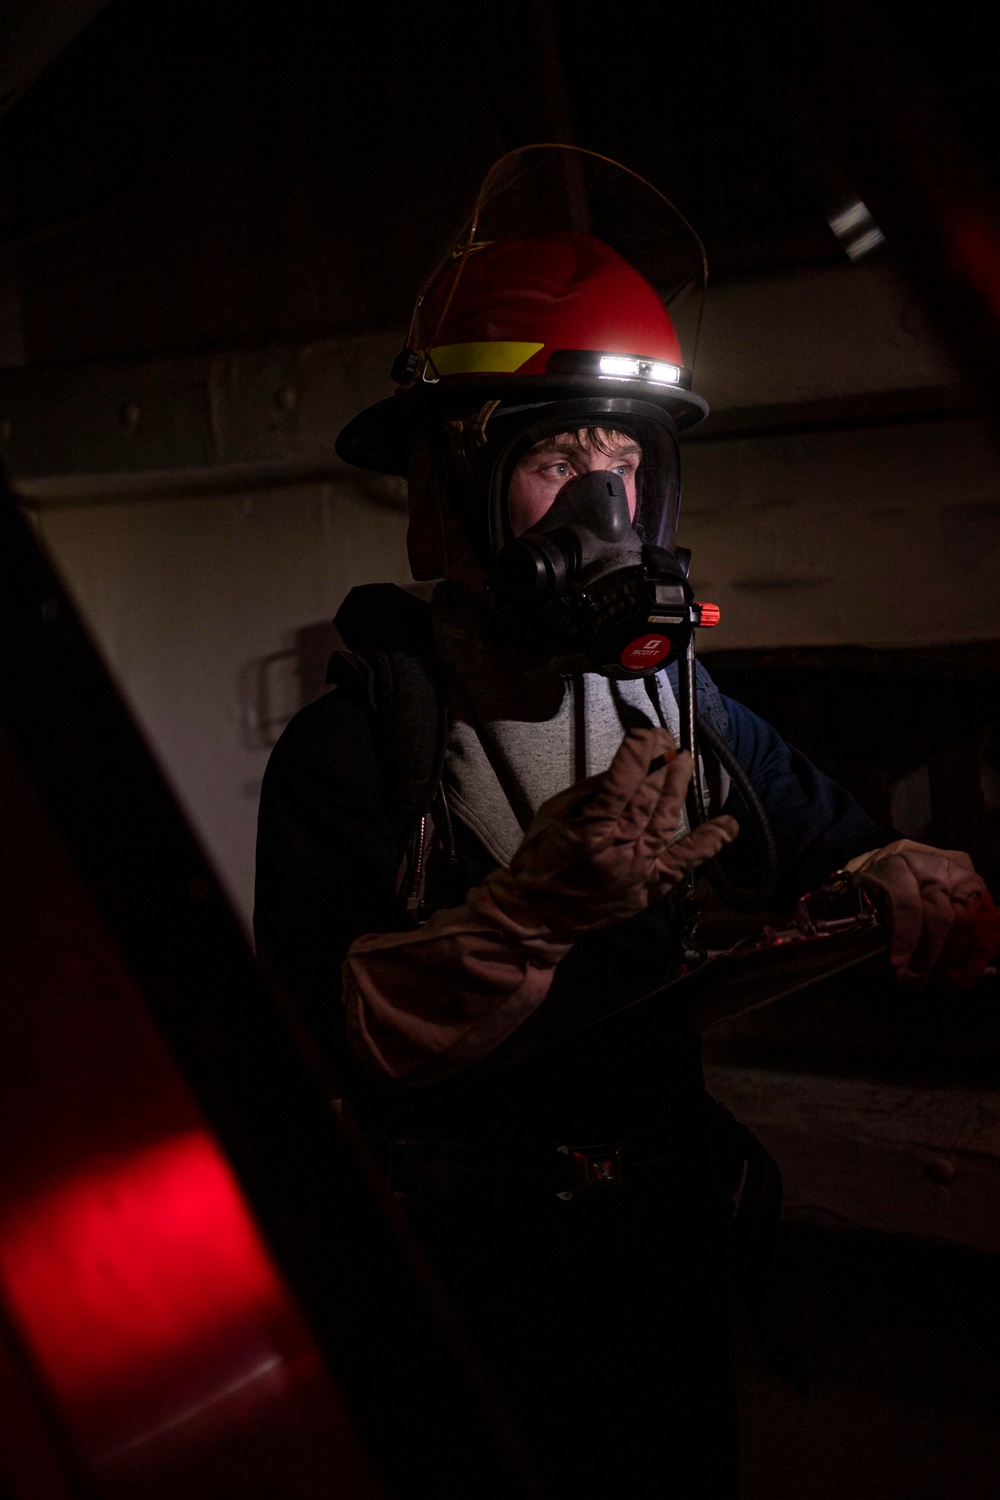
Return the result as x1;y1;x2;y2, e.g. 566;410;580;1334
716;689;896;905
253;689;406;1085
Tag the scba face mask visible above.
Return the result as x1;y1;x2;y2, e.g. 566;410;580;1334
485;404;718;677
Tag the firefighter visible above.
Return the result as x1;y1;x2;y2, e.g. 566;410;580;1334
254;149;1000;1498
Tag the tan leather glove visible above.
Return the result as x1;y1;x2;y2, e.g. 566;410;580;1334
469;725;739;942
848;839;1000;987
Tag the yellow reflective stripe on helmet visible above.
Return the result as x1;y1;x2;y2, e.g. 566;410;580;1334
427;341;544;376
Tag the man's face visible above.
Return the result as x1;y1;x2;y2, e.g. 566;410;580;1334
507;428;642;537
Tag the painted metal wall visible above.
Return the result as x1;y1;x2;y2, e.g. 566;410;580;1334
18;259;999;923
32;482;411;925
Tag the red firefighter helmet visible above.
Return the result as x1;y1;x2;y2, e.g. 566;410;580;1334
421;230;686;379
336;147;709;477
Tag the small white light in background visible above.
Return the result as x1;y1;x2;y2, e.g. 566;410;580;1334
829;198;886;261
844;226;886;261
829;201;870;238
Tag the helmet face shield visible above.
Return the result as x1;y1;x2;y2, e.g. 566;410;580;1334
410;145;708;383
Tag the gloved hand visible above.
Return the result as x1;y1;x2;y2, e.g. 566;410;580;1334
470;725;738;942
847;839;1000;987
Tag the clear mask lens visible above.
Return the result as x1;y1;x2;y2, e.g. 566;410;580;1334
489;405;681;557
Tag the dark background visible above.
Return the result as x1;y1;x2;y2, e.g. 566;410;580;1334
4;8;1000;1497
2;1;998;367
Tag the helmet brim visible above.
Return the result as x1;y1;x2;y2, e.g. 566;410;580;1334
334;376;709;477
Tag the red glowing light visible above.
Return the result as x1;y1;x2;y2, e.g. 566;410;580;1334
0;1130;310;1457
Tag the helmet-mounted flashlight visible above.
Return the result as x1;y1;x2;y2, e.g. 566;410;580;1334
545;349;691;388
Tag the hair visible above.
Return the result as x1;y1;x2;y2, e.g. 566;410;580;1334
526;426;639;457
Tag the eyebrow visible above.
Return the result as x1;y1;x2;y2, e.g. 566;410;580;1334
527;439;642;461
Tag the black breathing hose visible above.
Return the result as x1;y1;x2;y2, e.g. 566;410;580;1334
695;713;779;913
676;640;779;913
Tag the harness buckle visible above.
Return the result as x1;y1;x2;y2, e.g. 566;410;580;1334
556;1143;625;1200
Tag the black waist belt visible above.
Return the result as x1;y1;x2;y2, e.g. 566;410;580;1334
389;1113;795;1387
388;1135;691;1203
386;1091;757;1204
